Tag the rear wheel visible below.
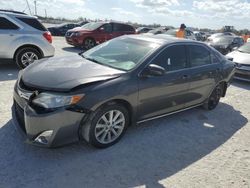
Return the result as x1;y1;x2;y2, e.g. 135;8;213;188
81;104;129;148
83;38;96;50
15;47;41;69
203;84;223;110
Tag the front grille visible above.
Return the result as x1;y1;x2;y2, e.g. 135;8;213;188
235;73;250;80
14;101;26;133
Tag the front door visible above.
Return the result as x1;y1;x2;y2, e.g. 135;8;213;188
138;44;191;120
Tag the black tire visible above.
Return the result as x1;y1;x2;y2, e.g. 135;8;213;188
203;84;223;110
15;47;41;69
83;38;96;50
81;103;129;148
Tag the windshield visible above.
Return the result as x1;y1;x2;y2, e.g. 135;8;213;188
82;37;160;71
237;43;250;53
81;22;104;30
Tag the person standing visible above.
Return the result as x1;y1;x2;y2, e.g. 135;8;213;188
176;23;186;38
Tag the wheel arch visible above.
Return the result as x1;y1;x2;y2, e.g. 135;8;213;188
13;44;44;60
100;99;134;125
218;81;228;97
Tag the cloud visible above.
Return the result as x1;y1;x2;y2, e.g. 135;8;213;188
111;7;140;18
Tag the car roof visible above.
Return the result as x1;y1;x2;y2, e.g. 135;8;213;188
0;10;37;19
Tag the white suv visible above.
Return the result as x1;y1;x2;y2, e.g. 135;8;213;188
0;10;55;68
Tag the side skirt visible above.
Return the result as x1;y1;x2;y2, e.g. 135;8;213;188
137;103;203;124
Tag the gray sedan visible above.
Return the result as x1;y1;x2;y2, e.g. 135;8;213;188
12;35;235;148
226;43;250;82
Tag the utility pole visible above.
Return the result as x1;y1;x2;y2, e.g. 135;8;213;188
34;0;37;16
44;9;47;18
25;0;32;15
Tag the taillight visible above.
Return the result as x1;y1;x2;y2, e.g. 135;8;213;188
43;31;52;43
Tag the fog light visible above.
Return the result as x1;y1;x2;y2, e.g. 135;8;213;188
34;130;53;145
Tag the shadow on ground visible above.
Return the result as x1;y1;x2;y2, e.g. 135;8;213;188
0;63;19;82
62;47;83;54
0;103;247;188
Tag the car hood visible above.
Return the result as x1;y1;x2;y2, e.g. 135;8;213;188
21;55;125;91
226;50;250;65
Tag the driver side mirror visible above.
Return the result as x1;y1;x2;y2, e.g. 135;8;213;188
141;64;165;77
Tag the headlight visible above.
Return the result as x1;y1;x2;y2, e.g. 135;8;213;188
72;32;80;37
32;93;84;109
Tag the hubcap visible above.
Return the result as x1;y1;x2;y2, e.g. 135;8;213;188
95;110;125;144
21;52;38;67
85;39;95;49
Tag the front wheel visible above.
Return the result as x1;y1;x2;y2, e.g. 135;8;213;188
83;38;96;50
203;84;223;110
81;104;129;148
15;47;41;69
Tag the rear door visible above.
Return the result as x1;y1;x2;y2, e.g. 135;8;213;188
0;16;20;59
138;44;191;120
112;23;135;39
185;44;221;107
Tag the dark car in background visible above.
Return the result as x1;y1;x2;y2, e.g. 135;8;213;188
65;22;135;49
48;23;80;36
144;27;172;35
12;35;235;148
207;36;244;55
226;42;250;82
136;27;152;34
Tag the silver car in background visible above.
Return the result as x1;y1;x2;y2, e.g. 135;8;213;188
226;42;250;82
0;10;55;68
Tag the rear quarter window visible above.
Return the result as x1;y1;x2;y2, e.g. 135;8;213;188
16;17;47;31
0;17;19;30
189;45;211;67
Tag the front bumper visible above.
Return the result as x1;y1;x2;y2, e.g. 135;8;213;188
12;89;86;148
65;36;81;47
234;66;250;82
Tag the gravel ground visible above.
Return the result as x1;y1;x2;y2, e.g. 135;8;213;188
0;37;250;188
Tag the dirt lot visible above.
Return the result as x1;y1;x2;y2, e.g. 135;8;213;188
0;37;250;188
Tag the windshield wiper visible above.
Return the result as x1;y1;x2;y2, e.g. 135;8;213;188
81;54;102;64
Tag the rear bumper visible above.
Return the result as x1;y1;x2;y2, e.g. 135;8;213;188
12;90;86;147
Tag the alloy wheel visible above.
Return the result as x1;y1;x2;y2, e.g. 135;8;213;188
21;52;38;67
94;110;125;144
84;39;95;49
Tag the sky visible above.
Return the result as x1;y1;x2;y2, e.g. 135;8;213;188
1;0;250;29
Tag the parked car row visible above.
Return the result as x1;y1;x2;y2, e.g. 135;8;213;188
65;22;136;49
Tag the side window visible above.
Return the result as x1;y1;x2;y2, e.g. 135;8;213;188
0;17;19;30
189;45;211;67
16;17;46;31
113;23;122;32
121;24;134;32
153;45;187;71
103;24;112;33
